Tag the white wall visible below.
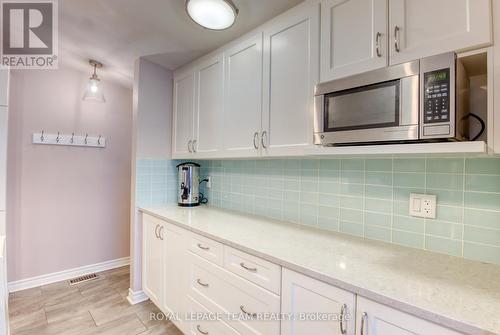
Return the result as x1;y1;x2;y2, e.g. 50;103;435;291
129;58;173;297
136;59;173;159
7;66;133;282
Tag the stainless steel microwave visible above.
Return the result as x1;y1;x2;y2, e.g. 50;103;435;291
314;53;469;145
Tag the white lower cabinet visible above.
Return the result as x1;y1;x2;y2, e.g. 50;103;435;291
142;215;164;307
142;214;468;335
356;297;464;335
142;215;189;333
281;269;356;335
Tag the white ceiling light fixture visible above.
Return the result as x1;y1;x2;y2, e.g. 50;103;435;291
186;0;239;30
83;59;105;103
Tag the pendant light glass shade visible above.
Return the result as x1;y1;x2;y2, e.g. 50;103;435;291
83;60;105;103
186;0;238;30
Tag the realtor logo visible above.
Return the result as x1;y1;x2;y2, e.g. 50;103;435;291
0;0;58;69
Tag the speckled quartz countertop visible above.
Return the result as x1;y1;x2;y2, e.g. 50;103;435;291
140;205;500;335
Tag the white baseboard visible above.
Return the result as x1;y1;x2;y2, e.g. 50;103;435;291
8;257;130;293
126;288;149;305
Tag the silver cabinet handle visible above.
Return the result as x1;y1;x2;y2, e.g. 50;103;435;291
253;132;259;150
196;325;208;335
375;32;382;57
240;262;257;272
360;312;367;335
154;224;160;239
394;26;401;52
197;243;210;251
197;279;209;287
158;226;164;240
192;139;197;153
188;140;193;153
340;304;347;334
261;131;267;149
240;305;257;318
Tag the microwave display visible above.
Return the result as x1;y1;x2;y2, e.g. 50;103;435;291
424;68;450;124
324;80;400;132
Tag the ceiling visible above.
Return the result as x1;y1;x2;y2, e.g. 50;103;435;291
59;0;304;87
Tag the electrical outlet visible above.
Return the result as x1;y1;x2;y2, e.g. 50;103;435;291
409;194;437;219
206;176;212;189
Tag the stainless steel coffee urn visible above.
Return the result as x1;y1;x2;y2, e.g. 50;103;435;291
177;162;200;207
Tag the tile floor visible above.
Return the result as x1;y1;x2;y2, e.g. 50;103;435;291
8;266;183;335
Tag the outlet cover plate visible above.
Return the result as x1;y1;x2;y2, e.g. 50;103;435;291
409;193;437;219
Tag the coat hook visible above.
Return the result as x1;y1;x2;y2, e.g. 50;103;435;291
56;131;60;143
70;133;74;144
97;135;101;145
84;133;88;145
40;130;44;142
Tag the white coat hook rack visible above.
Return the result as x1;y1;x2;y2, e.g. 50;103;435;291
32;131;106;148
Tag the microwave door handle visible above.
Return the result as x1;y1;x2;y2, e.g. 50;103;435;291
399;81;403;125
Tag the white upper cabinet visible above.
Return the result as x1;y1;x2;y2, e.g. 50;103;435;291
356;296;463;335
262;2;320;156
389;0;492;65
173;68;196;158
223;33;263;158
194;53;224;157
281;269;356;335
320;0;388;82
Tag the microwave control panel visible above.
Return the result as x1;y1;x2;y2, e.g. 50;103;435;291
423;68;450;124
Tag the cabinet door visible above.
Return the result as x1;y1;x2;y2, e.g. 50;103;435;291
356;296;464;334
162;222;189;334
0;106;7;212
320;0;388;82
142;216;163;307
262;2;319;157
389;0;492;65
0;69;8;107
194;53;224;157
281;269;356;335
173;69;195;158
223;34;263;158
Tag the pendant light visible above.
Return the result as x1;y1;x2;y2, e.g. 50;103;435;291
83;59;105;103
186;0;239;30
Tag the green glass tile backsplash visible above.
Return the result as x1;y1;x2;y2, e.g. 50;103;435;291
199;157;500;266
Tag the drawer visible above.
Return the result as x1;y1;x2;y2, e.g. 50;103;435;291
188;252;280;335
188;296;241;335
223;246;281;295
188;232;224;266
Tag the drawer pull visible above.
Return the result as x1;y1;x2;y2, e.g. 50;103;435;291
196;325;208;335
239;305;257;318
197;279;209;287
240;262;257;272
197;243;210;251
